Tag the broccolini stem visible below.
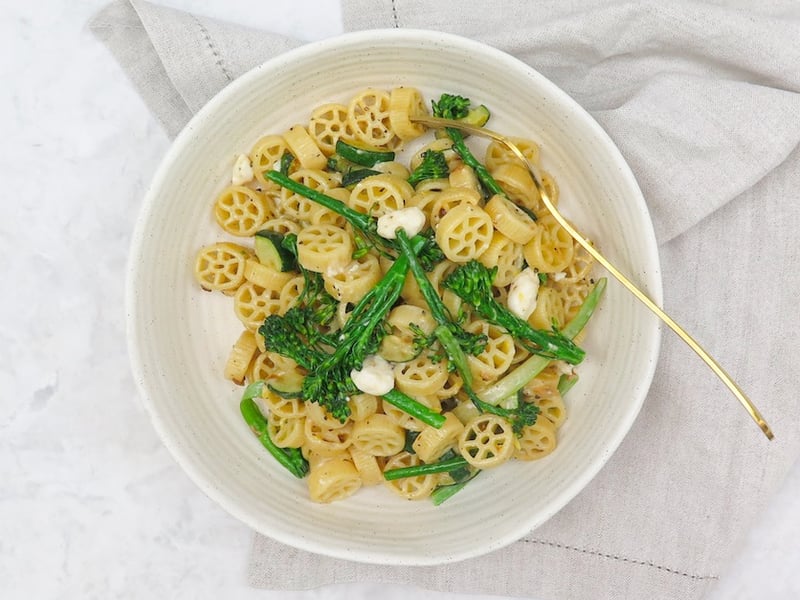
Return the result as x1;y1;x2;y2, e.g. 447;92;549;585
383;455;469;481
478;278;607;406
265;170;375;234
445;127;506;197
430;471;480;505
382;389;446;429
240;396;309;478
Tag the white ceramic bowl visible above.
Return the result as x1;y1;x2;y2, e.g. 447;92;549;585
127;29;662;565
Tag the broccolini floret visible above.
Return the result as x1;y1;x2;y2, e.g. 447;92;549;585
407;149;449;187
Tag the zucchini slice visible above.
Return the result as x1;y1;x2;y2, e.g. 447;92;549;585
254;230;296;272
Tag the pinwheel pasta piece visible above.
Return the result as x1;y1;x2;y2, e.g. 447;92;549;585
223;330;258;385
485;136;541;171
491;162;540;212
348;393;379;422
349;173;412;218
243;258;294;291
259;388;306;420
251;134;289;189
477;232;524;288
449;163;480;194
193;242;251;294
323;253;383;303
279;168;337;223
347;87;397;148
303;419;354;457
277;275;306;314
267;414;306;448
393;354;450;398
465;319;516;386
412;413;465;463
296;224;353;274
379;304;437;362
383;394;441;433
214;186;273;237
388;86;428;141
348;447;384;486
515;416;557;461
308;458;362;503
484;194;538;245
233;281;283;331
258;217;301;236
283;124;327;170
308;103;355;156
435;203;494;263
458;414;515;469
528;286;566;331
351;414;406;457
410;137;458;171
428;187;482;227
382;451;438;500
523;215;575;273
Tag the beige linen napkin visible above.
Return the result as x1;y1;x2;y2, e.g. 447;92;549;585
92;1;800;598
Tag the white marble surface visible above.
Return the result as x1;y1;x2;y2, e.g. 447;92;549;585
1;1;798;598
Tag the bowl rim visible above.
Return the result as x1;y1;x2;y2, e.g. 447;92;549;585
126;27;663;565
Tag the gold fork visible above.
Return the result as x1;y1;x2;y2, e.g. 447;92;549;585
411;114;774;440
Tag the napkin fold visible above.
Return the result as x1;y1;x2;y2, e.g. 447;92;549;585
92;1;800;598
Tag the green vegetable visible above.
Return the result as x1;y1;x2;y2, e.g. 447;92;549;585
341;168;380;188
383;455;469;481
259;236;434;422
382;389;446;428
431;94;505;197
335;139;395;167
407;149;449;187
254;230;296;272
443;260;585;364
478;278;607;407
557;373;579;396
430;471;480;505
279;150;294;175
240;395;309;478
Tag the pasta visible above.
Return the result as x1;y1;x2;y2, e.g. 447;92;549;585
193;86;601;504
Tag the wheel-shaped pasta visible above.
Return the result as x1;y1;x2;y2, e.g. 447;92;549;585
280;168;337;223
296;224;353;273
307;458;362;503
348;447;384;485
259;389;305;420
233;281;283;331
458;414;515;469
223;330;258;385
303;419;353;457
435;370;463;400
410;137;458;171
305;401;349;430
194;242;251;294
484;194;538;245
379;304;437;362
428;187;482;227
214;186;273;237
449;163;480;194
243;258;294;291
382;451;438;500
523;215;575;273
528;286;566;330
373;161;411;179
412;413;465;463
309;187;349;228
485;136;541;171
348;393;379;422
308;103;355;156
251;134;289;189
349;174;412;218
351;414;406;457
267;414;306;448
277;275;306;314
435;203;494;263
388;86;428;141
347;88;397;148
515;416;557;461
257;217;301;236
393;354;450;397
247;350;291;384
491;163;540;211
534;394;567;429
465;319;516;385
283;124;327;170
477;232;524;288
323;253;382;303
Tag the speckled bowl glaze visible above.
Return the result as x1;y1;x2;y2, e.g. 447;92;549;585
126;29;662;565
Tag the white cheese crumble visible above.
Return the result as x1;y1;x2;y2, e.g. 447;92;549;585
350;355;395;396
551;271;566;282
507;268;540;320
231;153;254;186
376;207;426;240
